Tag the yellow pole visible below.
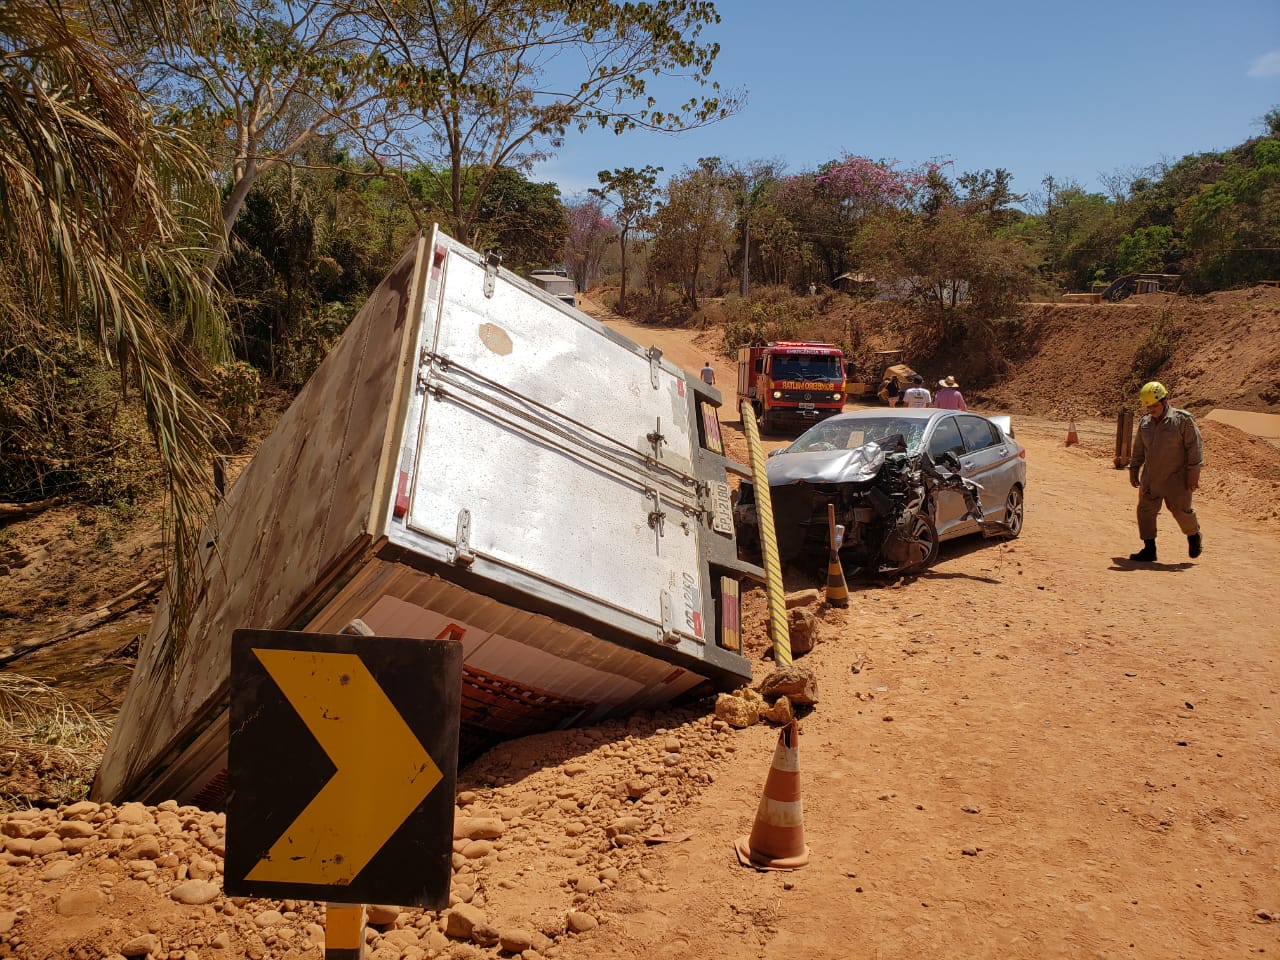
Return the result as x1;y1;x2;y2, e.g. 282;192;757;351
325;903;366;959
740;401;791;667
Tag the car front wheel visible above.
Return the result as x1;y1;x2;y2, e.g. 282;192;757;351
1004;485;1024;538
879;512;939;576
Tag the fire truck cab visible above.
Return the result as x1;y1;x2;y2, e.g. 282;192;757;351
736;341;847;434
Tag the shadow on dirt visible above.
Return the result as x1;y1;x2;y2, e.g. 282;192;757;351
922;569;1005;585
1108;557;1194;572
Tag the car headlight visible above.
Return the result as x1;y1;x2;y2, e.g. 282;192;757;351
832;393;843;401
771;390;782;400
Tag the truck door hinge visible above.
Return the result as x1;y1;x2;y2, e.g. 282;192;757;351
646;345;663;388
446;508;475;565
483;252;502;298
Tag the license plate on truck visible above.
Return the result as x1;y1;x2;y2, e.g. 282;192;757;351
798;402;814;410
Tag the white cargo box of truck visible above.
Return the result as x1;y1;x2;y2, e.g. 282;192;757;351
93;227;760;806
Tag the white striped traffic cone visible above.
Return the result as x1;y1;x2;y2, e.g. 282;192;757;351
735;719;809;871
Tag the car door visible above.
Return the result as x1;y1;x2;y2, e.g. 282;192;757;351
955;415;1017;525
924;415;970;537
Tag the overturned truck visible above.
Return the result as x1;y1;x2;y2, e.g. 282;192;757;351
93;228;762;807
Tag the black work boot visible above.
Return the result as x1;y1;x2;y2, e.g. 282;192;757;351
1188;531;1202;559
1129;539;1157;562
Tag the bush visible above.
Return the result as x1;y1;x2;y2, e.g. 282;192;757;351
0;338;160;505
1126;308;1182;394
277;301;356;389
210;360;261;445
720;294;819;356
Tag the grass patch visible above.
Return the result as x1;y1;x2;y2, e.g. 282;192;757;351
0;674;111;810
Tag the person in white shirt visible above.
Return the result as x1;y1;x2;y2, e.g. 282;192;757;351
902;374;931;408
699;361;715;385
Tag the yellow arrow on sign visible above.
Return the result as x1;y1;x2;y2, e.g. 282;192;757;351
246;649;442;886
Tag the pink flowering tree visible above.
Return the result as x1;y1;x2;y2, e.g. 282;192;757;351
770;155;942;282
814;155;934;210
564;199;616;293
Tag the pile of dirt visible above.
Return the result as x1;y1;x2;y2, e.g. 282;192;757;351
817;286;1280;421
979;287;1280;418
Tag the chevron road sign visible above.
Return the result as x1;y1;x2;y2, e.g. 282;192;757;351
225;629;461;907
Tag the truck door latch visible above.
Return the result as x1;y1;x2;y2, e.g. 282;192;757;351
659;590;680;645
646;417;665;460
646;489;666;535
447;508;475;565
483;252;502;298
646;345;663;388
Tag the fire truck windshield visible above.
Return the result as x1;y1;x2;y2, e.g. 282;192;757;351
770;355;843;382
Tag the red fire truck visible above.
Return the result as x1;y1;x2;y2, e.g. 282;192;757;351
736;341;847;433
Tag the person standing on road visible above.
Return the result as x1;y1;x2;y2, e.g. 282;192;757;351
699;360;716;386
1128;380;1203;562
883;375;901;407
902;374;932;408
934;375;968;410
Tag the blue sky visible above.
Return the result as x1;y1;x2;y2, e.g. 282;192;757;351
531;0;1280;206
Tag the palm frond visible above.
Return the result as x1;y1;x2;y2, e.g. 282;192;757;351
1;0;228;667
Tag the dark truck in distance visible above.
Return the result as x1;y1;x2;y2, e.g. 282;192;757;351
529;268;576;306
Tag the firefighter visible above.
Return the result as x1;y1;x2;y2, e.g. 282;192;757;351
1128;381;1203;562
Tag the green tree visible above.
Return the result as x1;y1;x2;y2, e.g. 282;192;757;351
590;165;662;310
650;157;737;308
727;159;781;297
476;167;568;275
1176;143;1280;288
1020;176;1123;290
222;142;415;385
768;156;934;285
853;202;1036;330
1;0;227;663
130;0;738;288
1261;106;1280;138
369;1;740;245
956;168;1024;227
125;0;434;268
1115;225;1174;275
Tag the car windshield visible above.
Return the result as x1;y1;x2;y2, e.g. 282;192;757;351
770;355;844;382
787;417;927;455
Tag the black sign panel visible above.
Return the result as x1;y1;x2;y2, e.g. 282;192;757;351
225;629;461;907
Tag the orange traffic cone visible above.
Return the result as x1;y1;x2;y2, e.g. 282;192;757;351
735;719;809;871
1066;416;1079;446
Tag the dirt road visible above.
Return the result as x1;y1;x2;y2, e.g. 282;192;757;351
2;303;1277;959
570;305;1280;959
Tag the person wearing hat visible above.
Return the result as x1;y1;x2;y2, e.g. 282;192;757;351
934;375;967;410
901;374;931;408
1128;380;1203;562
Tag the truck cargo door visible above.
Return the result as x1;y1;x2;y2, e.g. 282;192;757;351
393;235;709;645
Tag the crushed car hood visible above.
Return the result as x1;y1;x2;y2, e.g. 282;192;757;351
766;443;888;486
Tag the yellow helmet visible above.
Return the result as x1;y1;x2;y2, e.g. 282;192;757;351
1139;381;1169;405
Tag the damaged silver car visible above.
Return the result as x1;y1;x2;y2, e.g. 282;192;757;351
734;408;1026;575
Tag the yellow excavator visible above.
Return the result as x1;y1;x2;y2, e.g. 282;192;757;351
844;350;916;403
